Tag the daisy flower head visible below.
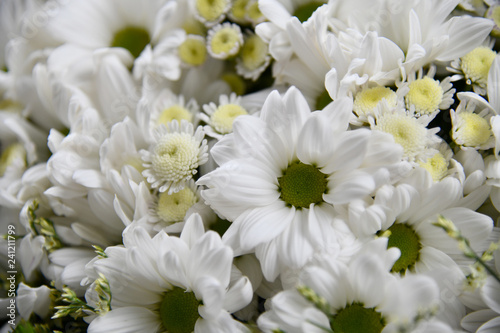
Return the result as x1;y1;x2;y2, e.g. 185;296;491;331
235;32;271;81
198;87;406;280
416;141;458;183
199;93;250;139
398;66;455;117
352;85;401;125
141;120;208;194
207;22;244;60
451;92;496;150
148;179;205;233
448;41;497;95
85;214;253;333
257;238;451;333
369;104;441;163
178;34;208;67
192;0;231;27
138;88;199;138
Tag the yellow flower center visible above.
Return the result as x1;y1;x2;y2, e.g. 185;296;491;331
209;25;242;58
239;35;268;71
152;133;200;182
178;36;207;66
246;1;264;23
157;105;193;126
157;187;198;223
210;104;248;134
195;0;229;22
0;143;26;176
454;112;491;147
353;86;397;117
230;0;249;22
375;114;427;159
418;153;449;182
222;73;246;95
405;77;443;115
461;47;497;87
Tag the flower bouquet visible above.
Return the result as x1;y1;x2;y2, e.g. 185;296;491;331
1;0;500;332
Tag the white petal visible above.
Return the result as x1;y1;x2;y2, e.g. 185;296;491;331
237;202;295;250
324;171;375;205
88;307;160;333
196;276;224;319
461;309;499;332
223;276;253;313
481;276;500;314
477;316;500;333
488;55;500;114
296;113;336;168
180;213;206;249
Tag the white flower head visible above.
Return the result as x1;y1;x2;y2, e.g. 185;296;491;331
451;92;496;150
398;66;455;117
141;120;208;194
198;87;406;280
199;92;249;139
193;0;231;27
86;214;253;333
207;22;244;60
369;104;441;162
257;239;450;333
236;32;271;81
448;40;497;95
178;34;208;67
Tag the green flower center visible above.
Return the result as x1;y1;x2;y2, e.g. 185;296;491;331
330;303;385;333
386;223;421;274
293;1;324;22
111;26;150;58
159;287;201;333
278;162;327;209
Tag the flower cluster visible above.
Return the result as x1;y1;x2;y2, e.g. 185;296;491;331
1;0;500;332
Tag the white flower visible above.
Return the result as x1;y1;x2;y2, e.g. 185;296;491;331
451;92;496;150
398;66;455;116
257;238;451;333
85;214;253;333
199;93;250;139
368;103;441;163
16;283;52;320
141;120;208;194
198;87;406;280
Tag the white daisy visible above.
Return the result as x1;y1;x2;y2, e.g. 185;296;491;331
257;238;452;333
206;22;244;60
235;32;271;81
398;66;455;117
448;42;497;95
368;103;441;163
141;120;208;194
192;0;231;27
198;93;250;139
451;92;496;150
198;87;406;280
85;214;253;333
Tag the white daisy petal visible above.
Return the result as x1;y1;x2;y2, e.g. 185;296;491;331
88;307;161;333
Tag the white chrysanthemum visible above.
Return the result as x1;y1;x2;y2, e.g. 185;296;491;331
138;88;199;138
448;43;497;95
369;105;441;162
178;34;208;67
198;87;407;281
85;214;253;333
257;238;452;333
207;22;244;60
451;92;496;150
362;174;494;327
398;66;455;116
352;85;402;124
236;32;271;81
141;120;208;194
416;141;457;183
199;93;249;139
193;0;231;27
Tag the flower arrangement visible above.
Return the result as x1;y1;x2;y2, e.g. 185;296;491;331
1;0;500;332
